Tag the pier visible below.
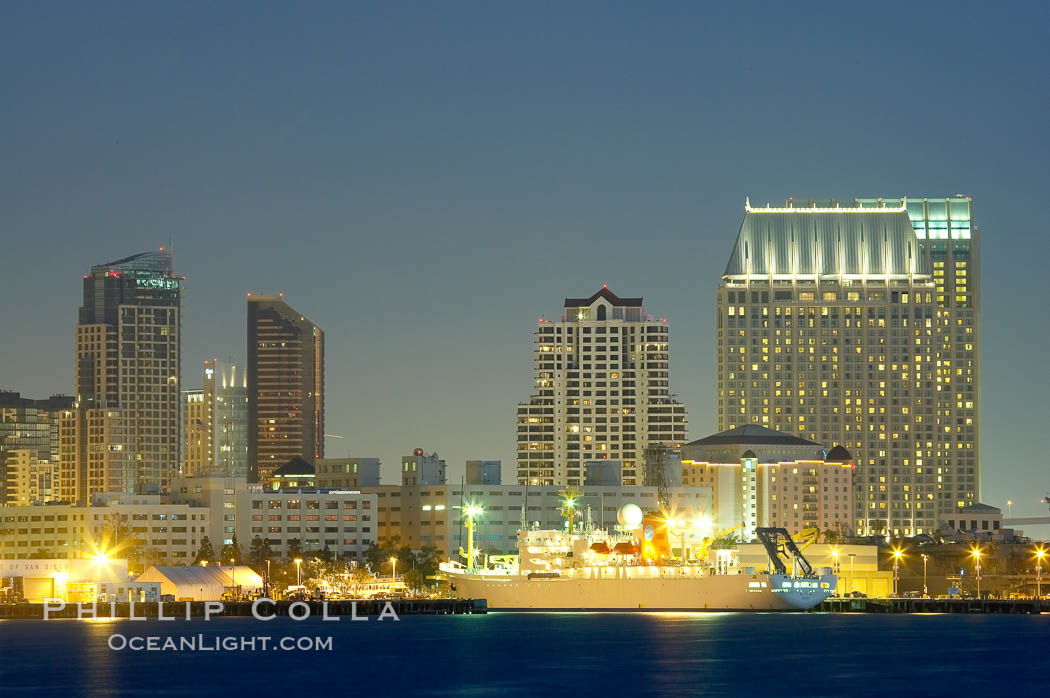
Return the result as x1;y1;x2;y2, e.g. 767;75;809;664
820;597;1047;614
0;598;486;620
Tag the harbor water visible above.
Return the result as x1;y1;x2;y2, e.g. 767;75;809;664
1;612;1048;696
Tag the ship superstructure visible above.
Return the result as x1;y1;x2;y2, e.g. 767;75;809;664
441;503;835;611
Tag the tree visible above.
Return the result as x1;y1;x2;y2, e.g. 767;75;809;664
416;544;441;578
349;566;373;596
247;536;273;571
364;542;386;573
143;548;166;571
403;568;428;593
220;534;243;565
821;528;841;545
286;538;303;563
194;537;216;565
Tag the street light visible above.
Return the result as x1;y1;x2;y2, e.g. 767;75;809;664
295;558;303;587
848;553;857;596
891;548;903;597
970;547;982;598
1035;546;1046;599
390;556;398;580
230;558;236;599
921;553;929;598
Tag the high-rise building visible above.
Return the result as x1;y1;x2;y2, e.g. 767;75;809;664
516;287;688;486
0;392;73;505
857;197;979;498
182;359;249;478
716;197;978;537
60;250;182;504
247;295;324;483
182;389;207;475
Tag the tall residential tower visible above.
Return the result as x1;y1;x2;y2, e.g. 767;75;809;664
517;288;687;486
247;295;324;483
716;198;979;537
59;250;182;503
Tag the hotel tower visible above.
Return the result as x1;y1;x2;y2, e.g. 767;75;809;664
516;287;687;486
716;197;979;537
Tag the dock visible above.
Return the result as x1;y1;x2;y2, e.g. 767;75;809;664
820;597;1047;614
0;598;487;620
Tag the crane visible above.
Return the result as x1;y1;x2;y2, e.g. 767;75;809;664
693;523;744;562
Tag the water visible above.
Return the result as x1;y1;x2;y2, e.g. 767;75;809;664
1;613;1048;696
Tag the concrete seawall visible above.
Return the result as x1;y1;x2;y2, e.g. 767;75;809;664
820;597;1046;613
0;598;487;619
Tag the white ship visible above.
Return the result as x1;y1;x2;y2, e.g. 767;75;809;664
440;504;835;611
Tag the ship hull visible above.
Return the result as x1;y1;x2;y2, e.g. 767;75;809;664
448;571;835;611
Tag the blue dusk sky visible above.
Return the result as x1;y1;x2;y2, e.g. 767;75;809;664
2;1;1048;516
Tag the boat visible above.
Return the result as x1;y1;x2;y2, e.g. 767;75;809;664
440;504;835;611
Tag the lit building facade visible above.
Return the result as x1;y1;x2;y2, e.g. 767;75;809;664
0;496;209;568
682;426;853;539
716;198;978;537
237;487;378;561
62;251;183;503
182;390;207;475
247;295;324;483
315;457;382;489
517;288;687;486
858;197;979;503
366;482;712;558
57;407;131;505
182;359;249;478
0;392;73;505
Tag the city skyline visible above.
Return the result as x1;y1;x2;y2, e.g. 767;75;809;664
2;3;1048;518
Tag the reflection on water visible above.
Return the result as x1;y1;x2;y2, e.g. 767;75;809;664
1;614;1047;697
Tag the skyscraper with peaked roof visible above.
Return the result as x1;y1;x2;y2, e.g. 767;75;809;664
716;197;979;538
59;250;182;503
516;287;687;486
247;294;324;483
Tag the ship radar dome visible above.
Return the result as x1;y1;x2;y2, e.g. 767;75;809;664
617;503;643;528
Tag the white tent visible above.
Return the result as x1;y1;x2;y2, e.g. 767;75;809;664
135;565;262;601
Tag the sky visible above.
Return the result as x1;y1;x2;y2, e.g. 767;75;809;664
2;1;1048;517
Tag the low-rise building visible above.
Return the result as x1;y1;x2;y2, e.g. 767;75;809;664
236;487;379;561
0;497;209;569
939;503;1003;536
137;565;262;601
366;483;713;558
682;427;854;540
315;457;381;489
0;557;130;602
734;542;892;597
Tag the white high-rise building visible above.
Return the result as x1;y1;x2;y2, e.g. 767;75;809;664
716;197;979;537
516;287;687;486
